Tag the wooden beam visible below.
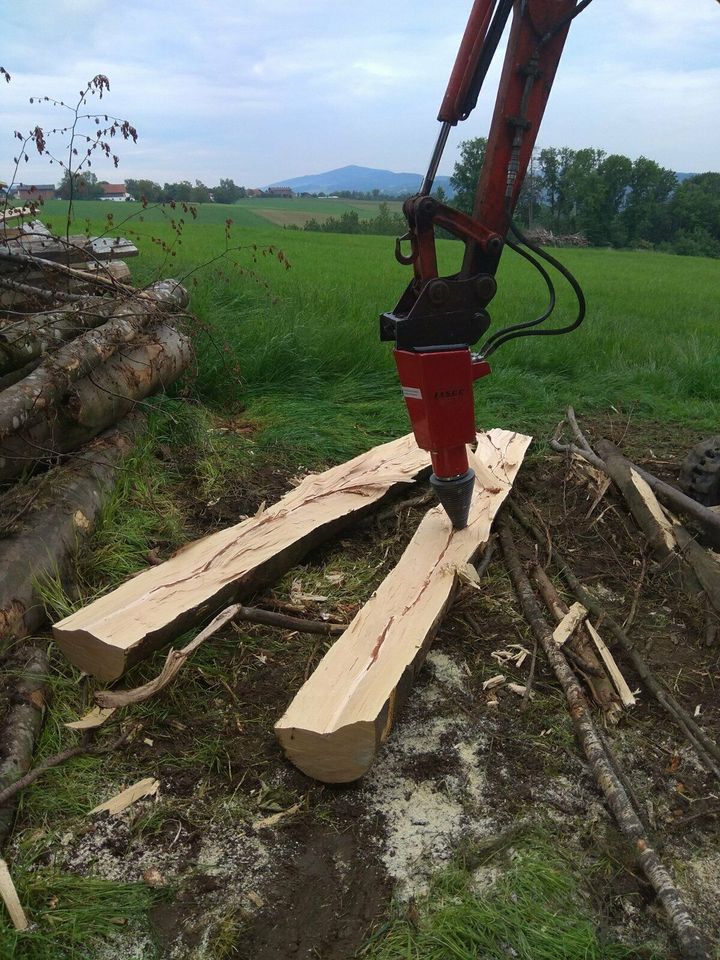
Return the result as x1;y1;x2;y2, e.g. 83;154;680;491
275;429;531;783
53;434;431;681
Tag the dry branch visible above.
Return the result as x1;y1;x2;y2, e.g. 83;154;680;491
531;565;622;723
275;430;531;783
511;500;720;776
499;519;708;960
54;433;432;680
551;413;720;549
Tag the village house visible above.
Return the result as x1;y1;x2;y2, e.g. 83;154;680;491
99;182;134;202
9;183;56;201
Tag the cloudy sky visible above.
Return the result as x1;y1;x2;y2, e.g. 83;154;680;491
2;0;719;189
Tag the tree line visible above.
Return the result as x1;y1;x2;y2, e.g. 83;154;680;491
55;171;248;204
452;139;720;258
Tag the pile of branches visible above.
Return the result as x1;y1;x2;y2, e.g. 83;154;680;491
524;227;589;247
497;407;720;959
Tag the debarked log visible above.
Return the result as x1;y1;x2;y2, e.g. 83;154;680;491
52;433;432;681
0;323;192;481
275;429;532;783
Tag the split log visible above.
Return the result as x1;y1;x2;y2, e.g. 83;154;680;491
595;440;691;573
0;415;144;650
500;520;709;960
531;565;623;723
53;433;433;681
275;429;532;783
0;323;193;481
0;280;187;441
0;644;48;846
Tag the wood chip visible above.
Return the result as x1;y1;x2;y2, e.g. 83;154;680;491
0;858;28;931
507;682;535;699
65;706;116;729
89;777;160;816
482;674;506;690
552;602;588;646
585;622;636;707
252;801;302;830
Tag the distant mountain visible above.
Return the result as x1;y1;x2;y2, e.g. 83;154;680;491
267;164;454;197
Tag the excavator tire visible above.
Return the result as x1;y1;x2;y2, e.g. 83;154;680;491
679;436;720;507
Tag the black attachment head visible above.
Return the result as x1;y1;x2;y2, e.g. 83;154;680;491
430;469;475;530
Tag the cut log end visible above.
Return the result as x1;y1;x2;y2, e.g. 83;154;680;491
274;720;377;784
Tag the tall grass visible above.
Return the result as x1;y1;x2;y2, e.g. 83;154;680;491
42;201;720;465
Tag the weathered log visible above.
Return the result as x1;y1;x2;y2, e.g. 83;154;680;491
0;300;115;374
499;520;709;960
0;415;144;650
275;430;531;783
0;281;188;441
53;433;432;681
594;439;705;598
531;564;623;723
0;644;48;846
0;323;192;481
551;425;720;550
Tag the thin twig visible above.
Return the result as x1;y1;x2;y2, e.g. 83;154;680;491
0;727;133;809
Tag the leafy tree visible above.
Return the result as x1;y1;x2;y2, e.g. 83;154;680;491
190;180;211;204
56;169;103;200
450;137;487;213
125;178;162;202
669;173;720;252
161;180;193;202
213;178;245;204
622;157;676;244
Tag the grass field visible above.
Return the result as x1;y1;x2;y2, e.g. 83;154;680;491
41;198;720;470
3;201;717;959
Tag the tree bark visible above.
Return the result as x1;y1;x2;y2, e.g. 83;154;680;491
0;281;187;441
0;644;48;846
0;323;192;481
0;414;144;651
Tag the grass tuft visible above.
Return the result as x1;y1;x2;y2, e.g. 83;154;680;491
362;836;656;960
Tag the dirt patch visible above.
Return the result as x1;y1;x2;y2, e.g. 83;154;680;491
10;417;720;957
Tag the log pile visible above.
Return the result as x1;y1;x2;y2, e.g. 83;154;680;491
0;218;193;651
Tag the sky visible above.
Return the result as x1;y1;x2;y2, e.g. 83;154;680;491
2;0;719;190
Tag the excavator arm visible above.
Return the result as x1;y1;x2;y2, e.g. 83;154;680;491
382;0;591;527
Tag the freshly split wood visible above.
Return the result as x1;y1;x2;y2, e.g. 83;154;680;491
53;433;432;680
275;429;531;783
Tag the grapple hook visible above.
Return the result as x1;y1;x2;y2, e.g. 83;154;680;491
394;232;416;266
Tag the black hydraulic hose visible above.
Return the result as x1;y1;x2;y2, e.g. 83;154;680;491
480;222;586;356
479;238;556;357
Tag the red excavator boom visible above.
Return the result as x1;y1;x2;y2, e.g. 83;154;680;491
381;0;590;527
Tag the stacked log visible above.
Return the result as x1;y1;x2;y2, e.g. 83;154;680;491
0;219;194;647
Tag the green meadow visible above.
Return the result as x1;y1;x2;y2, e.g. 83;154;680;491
41;198;719;467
